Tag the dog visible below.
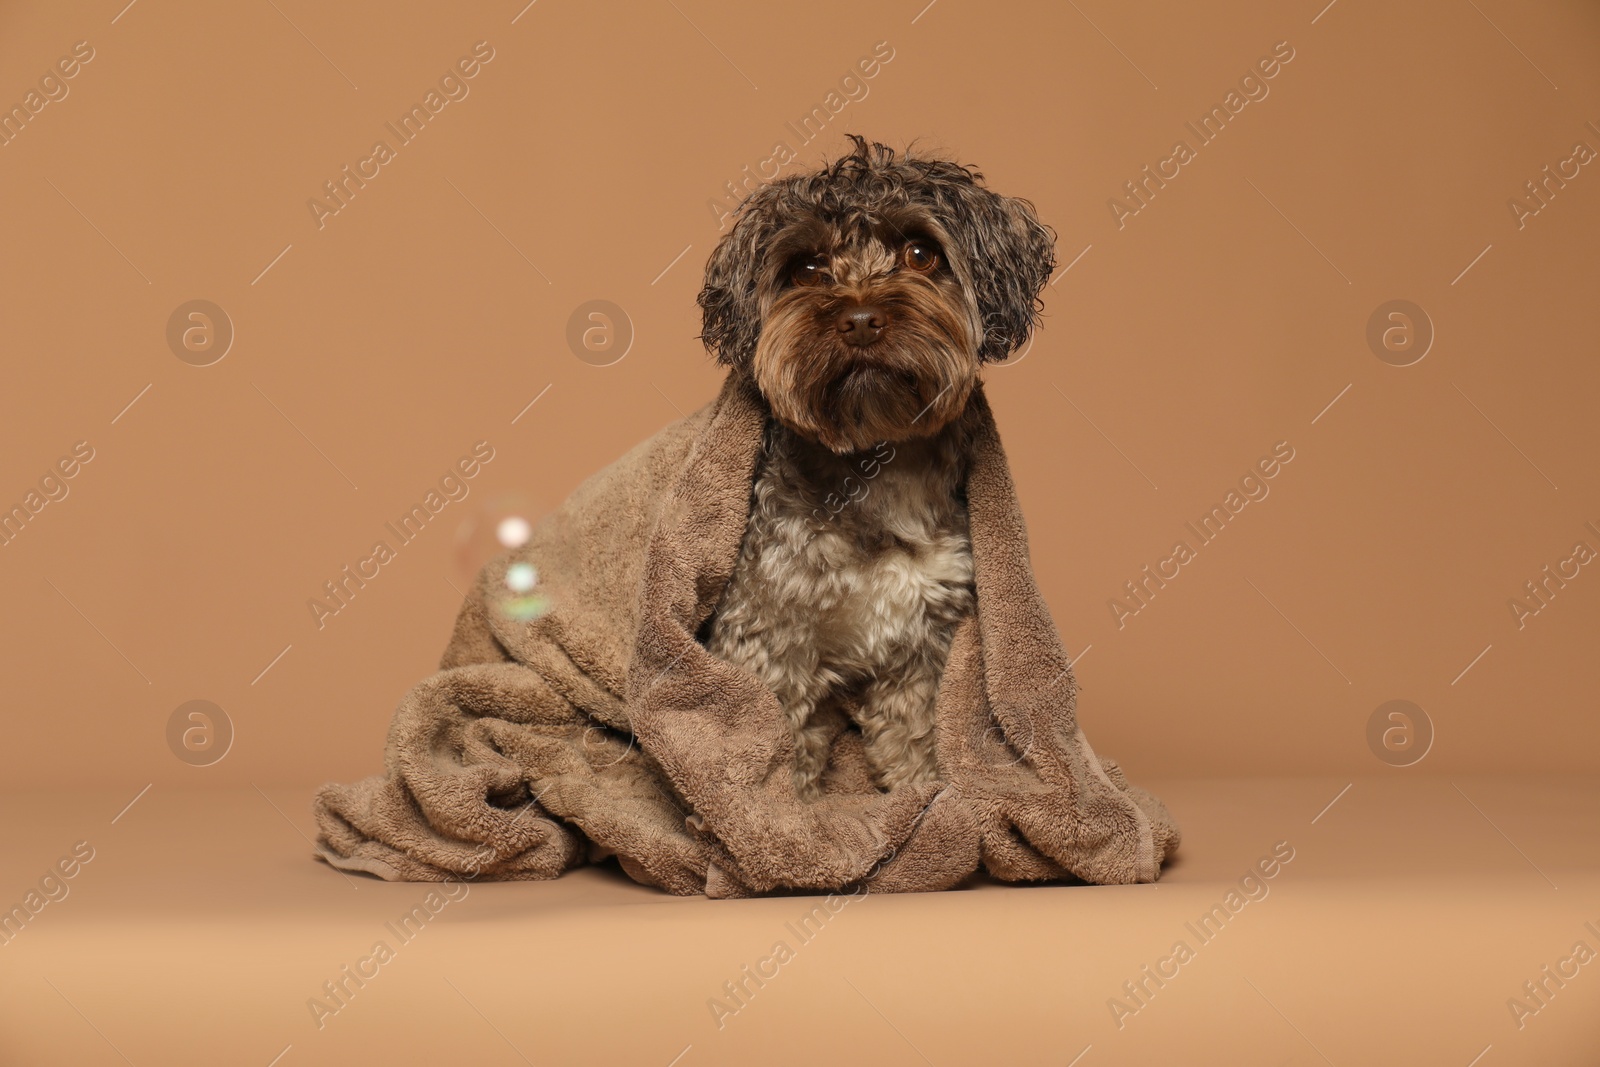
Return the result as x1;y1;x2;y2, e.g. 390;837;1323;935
697;136;1056;797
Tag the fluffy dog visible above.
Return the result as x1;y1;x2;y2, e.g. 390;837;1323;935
698;136;1056;797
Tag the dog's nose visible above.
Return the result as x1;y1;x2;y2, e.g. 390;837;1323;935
835;304;887;346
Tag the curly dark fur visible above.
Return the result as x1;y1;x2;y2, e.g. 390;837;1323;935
698;138;1058;795
698;135;1057;369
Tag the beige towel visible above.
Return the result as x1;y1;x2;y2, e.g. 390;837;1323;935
313;375;1179;896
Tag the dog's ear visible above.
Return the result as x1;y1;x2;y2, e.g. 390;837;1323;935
939;183;1057;362
697;190;775;368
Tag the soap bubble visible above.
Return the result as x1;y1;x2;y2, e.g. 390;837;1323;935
498;593;552;622
497;516;532;548
506;562;537;592
495;559;549;622
453;492;540;583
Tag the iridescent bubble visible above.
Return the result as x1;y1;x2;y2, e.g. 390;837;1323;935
497;516;532;548
500;594;551;621
453;495;538;584
506;562;538;593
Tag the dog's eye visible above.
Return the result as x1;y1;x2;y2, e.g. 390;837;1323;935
788;256;830;287
902;242;940;272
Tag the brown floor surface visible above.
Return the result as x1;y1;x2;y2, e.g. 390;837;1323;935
1;776;1595;1066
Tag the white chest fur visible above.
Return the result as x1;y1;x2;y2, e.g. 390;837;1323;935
704;427;975;793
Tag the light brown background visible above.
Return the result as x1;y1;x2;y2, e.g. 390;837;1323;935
3;3;1600;1066
0;0;1596;789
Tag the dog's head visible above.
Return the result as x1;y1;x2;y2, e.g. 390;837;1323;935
698;136;1057;453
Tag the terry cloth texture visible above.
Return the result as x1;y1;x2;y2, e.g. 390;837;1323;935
313;376;1179;897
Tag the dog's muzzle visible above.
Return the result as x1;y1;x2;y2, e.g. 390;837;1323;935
835;303;888;347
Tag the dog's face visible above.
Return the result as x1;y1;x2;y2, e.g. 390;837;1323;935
698;137;1057;454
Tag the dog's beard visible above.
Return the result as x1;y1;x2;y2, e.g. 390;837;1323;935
752;281;978;454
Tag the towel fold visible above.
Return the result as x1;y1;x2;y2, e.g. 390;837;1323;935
313;375;1179;896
